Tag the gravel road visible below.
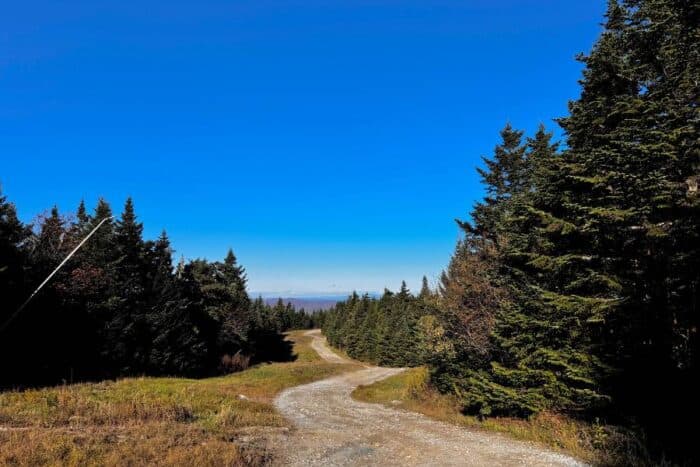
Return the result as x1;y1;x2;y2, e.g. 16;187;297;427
273;330;586;467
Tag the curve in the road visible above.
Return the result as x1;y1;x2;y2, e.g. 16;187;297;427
273;330;586;467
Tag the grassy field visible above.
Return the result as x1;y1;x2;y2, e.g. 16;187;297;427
353;367;652;466
0;331;357;466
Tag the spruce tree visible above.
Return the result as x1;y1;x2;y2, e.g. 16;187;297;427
64;199;91;252
0;193;25;292
33;206;114;383
84;198;114;266
0;190;30;383
109;197;149;373
340;292;362;354
273;298;287;332
419;276;432;300
351;295;372;359
218;249;253;350
322;283;431;367
30;207;65;277
115;198;145;268
54;200;105;381
146;237;212;375
150;231;174;290
448;0;700;425
552;0;699;451
434;120;534;415
0;195;263;382
76;199;90;225
393;282;416;365
61;198;115;376
250;296;268;332
468;124;527;241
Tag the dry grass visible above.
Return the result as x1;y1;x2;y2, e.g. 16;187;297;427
0;331;356;466
0;424;259;467
353;367;652;466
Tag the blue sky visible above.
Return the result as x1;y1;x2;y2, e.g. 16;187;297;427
1;1;605;296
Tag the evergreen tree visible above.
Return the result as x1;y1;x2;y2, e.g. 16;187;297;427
0;190;31;383
218;249;253;351
0;190;29;312
468;124;527;241
271;298;287;333
548;0;699;450
148;231;174;293
0;194;272;384
107;198;149;373
339;292;362;352
436;239;503;375
29;207;65;277
76;199;90;225
54;200;105;381
146;236;212;376
434;5;699;447
65;199;91;251
84;198;115;266
323;284;431;367
419;276;432;300
250;296;268;332
26;207;69;376
115;198;145;268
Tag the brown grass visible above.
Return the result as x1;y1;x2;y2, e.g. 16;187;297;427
353;367;653;466
0;331;357;466
221;352;252;373
0;424;260;467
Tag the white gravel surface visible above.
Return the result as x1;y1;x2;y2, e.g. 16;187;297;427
273;330;587;466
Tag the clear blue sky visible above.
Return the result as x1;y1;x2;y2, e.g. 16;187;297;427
1;1;605;296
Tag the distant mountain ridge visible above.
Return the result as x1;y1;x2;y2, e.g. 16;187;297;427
262;297;341;311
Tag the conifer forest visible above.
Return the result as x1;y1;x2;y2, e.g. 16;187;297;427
0;196;320;385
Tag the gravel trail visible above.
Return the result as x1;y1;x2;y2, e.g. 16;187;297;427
273;330;586;466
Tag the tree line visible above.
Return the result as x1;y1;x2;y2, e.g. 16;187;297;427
0;195;317;387
322;278;438;367
252;296;323;333
322;0;698;461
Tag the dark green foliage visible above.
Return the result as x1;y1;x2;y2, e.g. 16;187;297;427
468;124;528;240
0;190;30;334
188;250;253;357
251;296;321;334
108;198;149;373
146;257;212;375
0;195;299;386
552;1;699;456
433;0;698;461
323;282;437;367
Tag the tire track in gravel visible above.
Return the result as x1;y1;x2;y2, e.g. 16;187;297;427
273;330;586;466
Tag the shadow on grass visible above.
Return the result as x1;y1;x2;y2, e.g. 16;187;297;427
0;331;301;392
250;331;297;364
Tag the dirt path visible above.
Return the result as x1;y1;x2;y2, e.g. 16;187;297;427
273;330;586;466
